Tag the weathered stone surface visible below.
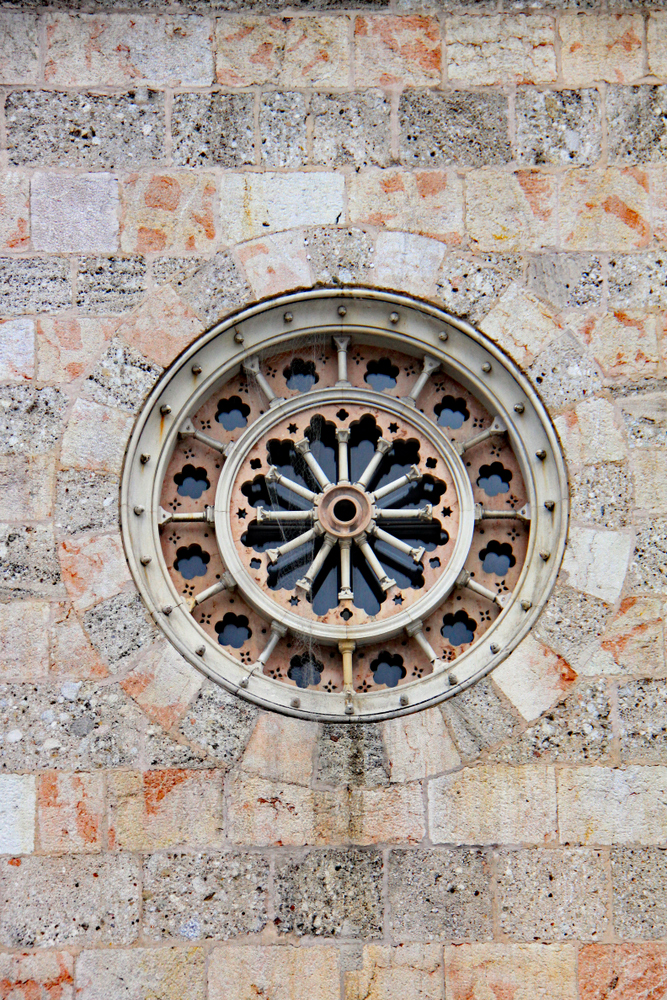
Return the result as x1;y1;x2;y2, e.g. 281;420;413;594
76;255;147;314
439;678;518;762
582;597;665;677
0;523;64;600
578;944;667;1000
274;849;383;938
120;173;217;253
59;533;130;611
84;337;162;413
280;16;350;86
0;12;39;83
354;14;440;86
0;454;55;522
373;231;444;296
649;13;667;77
260;92;307;168
0;601;50;681
515;88;602;166
0;773;35;854
215;15;288;86
317;723;389;786
226;774;329;847
36;317;116;383
492;636;576;723
526;254;602;310
306;227;374;286
561;527;632;605
435;253;514;325
240;712;318;786
0;174;30;250
221;172;345;244
60;399;134;476
560;14;644;85
209;945;340;1000
153;256;205;288
174;252;251;328
383;709;460;782
616;390;667;447
55;469;119;537
345;944;444;1000
0;681;143;772
32;173;119;254
120;641;202;731
0;952;73;1000
527;334;601;409
607;86;667;164
497;848;608;941
612;848;667;939
37;770;104;853
142;851;269;941
178;682;258;767
633;449;667;513
555;398;627;467
83;592;158;672
144;723;209;771
533;586;613;664
578;311;659;379
467;171;558;253
491;680;612;765
0;256;71;315
570;463;633;530
51;605;106;681
388;848;493;941
312;91;391;168
447;14;555;84
6;90;165;168
631;518;667;592
172;92;254;168
444;943;578;1000
561;168;650;251
608;252;667;310
348;169;464;241
558;766;667;845
618;679;667;762
399;89;510;168
116;287;200;368
237;231;311;299
77;946;206;1000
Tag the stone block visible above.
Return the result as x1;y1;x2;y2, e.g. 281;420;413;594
348;784;426;845
371;232;442;297
82;591;157;673
0;13;39;83
491;679;612;764
444;944;578;1000
60;399;134;475
36;317;116;383
0;173;29;249
496;848;608;941
142;850;269;941
59;533;130;611
226;774;322;846
527;333;602;409
515;88;602;166
532;586;613;665
383;708;460;782
526;254;603;310
570;463;633;532
50;605;106;681
120;172;217;253
0;257;71;315
144;725;209;771
560;14;644;85
554;398;627;466
6;90;165;168
0;680;143;772
607;86;667;165
582;597;664;676
618;679;667;762
274;848;383;938
440;677;518;762
633;448;667;513
618;390;667;448
0;853;140;947
577;311;659;378
632;518;667;592
492;635;576;722
435;253;514;326
561;168;650;251
400;90;510;168
84;337;162;413
178;681;258;768
0;601;50;681
0;523;64;601
55;469;119;538
281;16;350;86
446;14;556;84
345;944;443;1000
119;288;202;368
0;318;33;385
209;945;340;1000
317;723;389;786
608;252;667;310
579;945;667;1000
108;769;221;850
305;227;374;285
0;953;73;1000
220;172;345;244
467;171;558;253
649;14;667;78
76;255;147;314
37;771;104;853
45;13;214;87
172;92;254;168
0;774;35;854
260;92;307;168
388;848;493;941
482;284;561;365
612;848;667;939
354;15;441;86
348;169;464;241
31;173;119;254
77;947;206;1000
558;765;667;844
240;711;318;785
237;232;312;300
153;256;205;288
121;641;202;731
429;764;557;845
312;91;391;168
561;526;632;604
174;251;251;328
0;454;54;522
215;15;289;85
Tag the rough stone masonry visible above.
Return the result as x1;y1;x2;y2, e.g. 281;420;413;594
1;0;667;997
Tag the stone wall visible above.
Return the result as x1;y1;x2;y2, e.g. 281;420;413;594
1;2;667;998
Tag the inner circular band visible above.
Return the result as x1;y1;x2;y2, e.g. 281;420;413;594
317;484;373;538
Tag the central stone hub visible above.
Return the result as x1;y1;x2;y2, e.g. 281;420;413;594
317;484;373;539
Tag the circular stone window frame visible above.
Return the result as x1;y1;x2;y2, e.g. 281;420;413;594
121;288;568;723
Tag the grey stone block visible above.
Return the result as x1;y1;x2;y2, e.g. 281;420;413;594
612;847;667;939
0;523;64;600
316;724;389;787
533;586;613;661
311;91;391;168
608;253;667;311
440;678;519;762
435;254;514;325
618;679;667;762
83;592;159;672
526;254;602;310
0;681;143;772
260;92;307;168
618;391;667;447
178;682;258;767
399;90;511;168
570;463;633;530
306;227;373;286
607;86;667;164
497;848;608;941
145;724;210;770
388;848;493;941
0;854;140;948
632;518;667;592
491;680;612;765
175;252;251;328
6;89;164;167
153;256;205;288
0;385;67;456
55;469;120;536
527;334;602;410
84;338;162;414
142;851;269;941
0;256;71;315
76;256;147;314
181;0;388;7
274;848;383;938
172;92;254;168
515;88;602;166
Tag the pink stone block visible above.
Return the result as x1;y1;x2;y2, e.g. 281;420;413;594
120;173;218;254
38;771;105;853
59;534;130;610
354;15;441;86
116;287;204;368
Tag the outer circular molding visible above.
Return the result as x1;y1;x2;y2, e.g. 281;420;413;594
121;288;568;722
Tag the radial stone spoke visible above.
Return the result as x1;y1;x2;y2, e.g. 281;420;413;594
256;506;314;523
178;419;232;456
336;428;350;483
242;355;284;408
456;416;507;456
370;524;425;563
456;568;509;607
355;532;395;592
355;438;391;489
333;336;351;387
266;466;319;503
188;572;236;611
338;538;353;600
295;439;331;490
266;524;322;564
370;465;421;503
375;504;432;521
159;505;215;526
402;355;440;407
475;503;530;522
296;534;337;597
